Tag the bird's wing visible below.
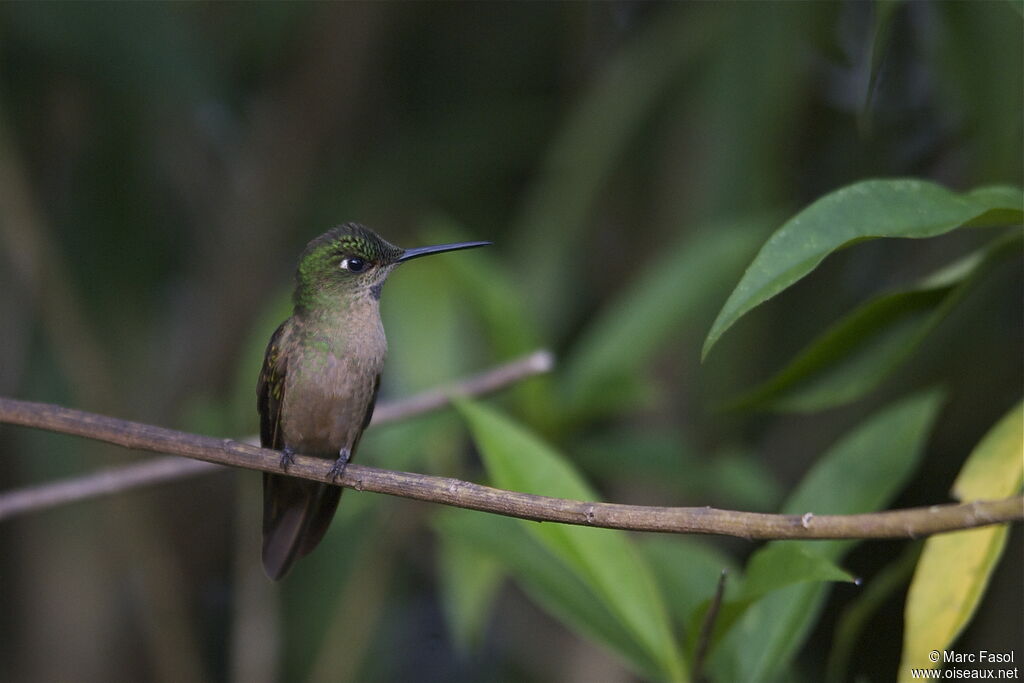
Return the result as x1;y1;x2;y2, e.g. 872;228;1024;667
259;319;319;580
257;320;289;450
361;372;381;434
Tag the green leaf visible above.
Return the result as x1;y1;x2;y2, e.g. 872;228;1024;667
703;180;1024;359
711;390;944;682
689;545;854;658
859;1;903;132
575;432;783;510
421;217;556;428
562;216;767;418
783;389;944;519
371;246;493;472
436;536;504;656
641;537;740;629
932;3;1024;181
384;258;470;392
422;217;543;361
742;544;855;598
727;232;1022;412
686;2;818;217
434;509;659;679
455;400;687;682
703;448;785;511
513;4;716;331
898;402;1023;681
733;289;947;412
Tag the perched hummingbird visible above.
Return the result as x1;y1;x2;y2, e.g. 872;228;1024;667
258;223;489;579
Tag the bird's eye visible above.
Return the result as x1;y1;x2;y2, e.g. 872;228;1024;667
341;257;366;272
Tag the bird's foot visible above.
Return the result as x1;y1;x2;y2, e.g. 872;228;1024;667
328;448;351;482
278;447;296;472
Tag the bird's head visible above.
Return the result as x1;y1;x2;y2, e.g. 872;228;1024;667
294;222;489;312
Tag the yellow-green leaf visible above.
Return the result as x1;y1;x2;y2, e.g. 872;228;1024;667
952;401;1024;500
898;402;1023;681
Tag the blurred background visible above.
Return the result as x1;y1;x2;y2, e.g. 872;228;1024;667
0;2;1020;681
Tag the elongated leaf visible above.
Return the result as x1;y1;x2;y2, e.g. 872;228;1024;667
562;217;767;418
689;544;854;657
514;4;716;330
728;232;1022;412
951;401;1024;501
641;537;740;629
576;430;783;510
436;536;504;656
422;219;543;361
711;390;944;682
681;1;818;220
898;402;1023;681
733;289;947;412
783;390;944;518
456;400;687;682
742;544;855;598
372;251;484;472
703;180;1024;358
384;258;468;392
933;2;1024;181
434;509;659;679
422;219;556;427
859;0;903;131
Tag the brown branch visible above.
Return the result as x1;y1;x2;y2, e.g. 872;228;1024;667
1;386;1021;540
0;351;553;520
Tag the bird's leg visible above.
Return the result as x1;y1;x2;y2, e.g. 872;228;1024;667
278;447;296;472
328;447;351;482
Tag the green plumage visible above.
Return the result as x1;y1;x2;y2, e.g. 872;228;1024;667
258;223;488;579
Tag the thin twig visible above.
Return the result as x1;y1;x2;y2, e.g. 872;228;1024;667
1;383;1021;538
0;351;553;520
369;349;553;425
0;457;220;520
691;570;728;682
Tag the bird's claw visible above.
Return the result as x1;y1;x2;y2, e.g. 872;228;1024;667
328;448;351;482
278;447;296;472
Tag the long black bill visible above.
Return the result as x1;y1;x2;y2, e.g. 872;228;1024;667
398;240;491;263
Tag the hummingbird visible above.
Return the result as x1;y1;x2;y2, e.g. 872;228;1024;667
258;223;489;579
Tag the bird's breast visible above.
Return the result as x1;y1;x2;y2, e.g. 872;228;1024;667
280;322;386;458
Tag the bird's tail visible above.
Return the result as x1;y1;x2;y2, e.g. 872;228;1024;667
261;473;342;580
